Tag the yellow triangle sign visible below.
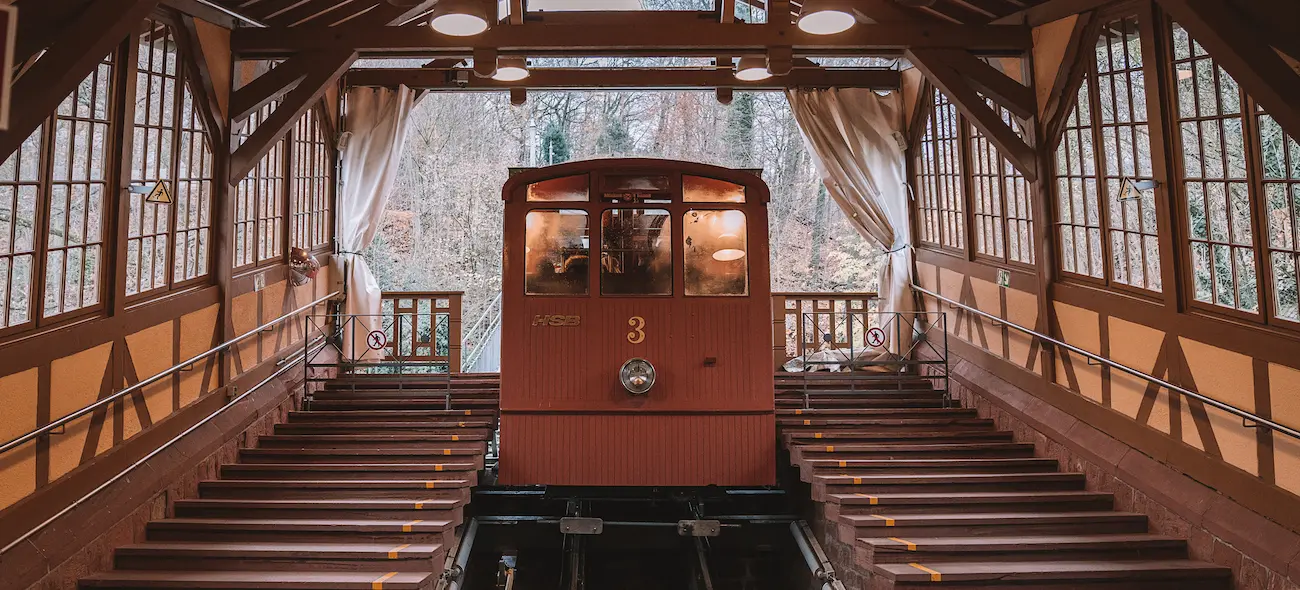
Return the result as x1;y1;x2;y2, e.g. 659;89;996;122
145;181;172;204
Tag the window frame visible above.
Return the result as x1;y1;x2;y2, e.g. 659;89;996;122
913;88;968;256
1050;9;1169;299
1163;17;1293;328
120;15;220;304
290;106;336;255
968;101;1036;270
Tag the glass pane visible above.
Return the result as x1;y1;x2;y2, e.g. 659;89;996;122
525;210;589;295
526;175;588;202
600;209;671;296
602;174;671;204
683;175;745;203
684;209;749;296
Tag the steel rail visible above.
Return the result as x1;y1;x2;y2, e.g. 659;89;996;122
0;337;328;556
913;284;1300;441
0;291;340;457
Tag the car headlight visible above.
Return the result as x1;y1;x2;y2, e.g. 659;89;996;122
619;358;656;395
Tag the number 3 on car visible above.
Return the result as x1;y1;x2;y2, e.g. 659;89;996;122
627;316;645;344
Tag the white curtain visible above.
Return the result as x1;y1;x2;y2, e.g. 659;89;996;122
785;88;916;354
333;85;417;360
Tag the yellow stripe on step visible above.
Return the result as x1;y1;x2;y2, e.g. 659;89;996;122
415;499;436;509
888;537;917;551
372;572;399;589
443;449;452;455
814;432;823;439
838;460;847;467
388;544;411;559
853;493;878;505
908;563;942;582
795;409;802;415
401;519;423;532
853;477;862;484
425;481;438;489
452;435;460;441
465;410;472;415
804;419;811;425
825;445;834;452
435;465;444;471
870;514;895;526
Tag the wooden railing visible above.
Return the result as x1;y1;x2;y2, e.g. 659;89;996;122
771;292;879;369
379;292;462;372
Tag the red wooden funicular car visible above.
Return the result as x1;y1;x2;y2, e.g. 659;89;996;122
499;159;775;487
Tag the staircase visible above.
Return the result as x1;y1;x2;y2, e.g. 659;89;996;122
78;373;499;590
776;374;1233;590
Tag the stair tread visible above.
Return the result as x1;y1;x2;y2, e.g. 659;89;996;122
223;463;477;470
176;498;462;507
815;472;1082;483
203;479;470;488
80;570;434;588
150;518;455;531
858;534;1185;551
117;541;443;556
875;559;1231;581
828;491;1111;505
843;511;1144;525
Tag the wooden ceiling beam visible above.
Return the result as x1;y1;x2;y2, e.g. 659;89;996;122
991;0;1114;25
0;0;162;163
345;66;902;90
1157;0;1300;145
12;0;94;66
231;20;1031;57
907;46;1038;182
229;48;357;183
230;58;310;123
921;48;1036;120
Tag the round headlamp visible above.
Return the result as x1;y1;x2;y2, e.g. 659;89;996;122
619;358;656;395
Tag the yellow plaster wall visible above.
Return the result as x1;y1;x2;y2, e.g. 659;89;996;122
1107;317;1165;424
0;368;39;509
971;278;1002;354
48;343;113;481
1052;302;1103;404
1004;288;1039;371
124;321;176;441
1031;15;1079;119
232;290;260;370
179;304;220;407
1273;363;1300;495
261;280;287;359
1180;338;1258;475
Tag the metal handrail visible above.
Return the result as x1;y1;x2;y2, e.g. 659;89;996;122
913;284;1300;441
0;291;341;457
0;337;328;556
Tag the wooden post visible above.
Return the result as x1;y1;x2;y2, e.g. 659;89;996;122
772;294;787;370
448;293;462;373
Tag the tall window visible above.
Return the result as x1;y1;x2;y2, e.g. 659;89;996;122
233;103;286;269
0;53;116;332
970;101;1034;265
290;109;332;251
1258;106;1300;322
126;20;214;297
915;89;964;251
1053;16;1161;291
1171;23;1255;313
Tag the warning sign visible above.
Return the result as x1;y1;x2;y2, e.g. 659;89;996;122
866;327;886;348
145;181;172;204
367;330;387;350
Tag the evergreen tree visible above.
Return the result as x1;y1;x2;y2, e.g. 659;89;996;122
724;92;756;167
596;116;634;156
539;119;570;165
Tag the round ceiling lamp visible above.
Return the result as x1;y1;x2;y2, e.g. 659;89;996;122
734;56;772;81
712;233;747;262
493;57;530;81
429;0;490;36
797;3;856;35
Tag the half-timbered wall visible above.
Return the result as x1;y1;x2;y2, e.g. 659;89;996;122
0;8;337;520
911;0;1300;536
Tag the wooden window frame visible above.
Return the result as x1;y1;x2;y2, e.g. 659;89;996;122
1164;17;1297;329
914;88;967;256
121;15;219;304
232;101;287;273
1051;8;1169;299
289;104;335;255
969;100;1036;270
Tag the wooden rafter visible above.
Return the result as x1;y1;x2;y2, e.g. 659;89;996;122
907;47;1038;182
0;0;162;164
345;67;903;90
1157;0;1300;143
12;0;94;66
918;48;1035;120
230;57;311;123
230;21;1033;58
229;48;357;183
990;0;1112;25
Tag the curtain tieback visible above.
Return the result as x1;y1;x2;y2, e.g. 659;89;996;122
884;244;911;254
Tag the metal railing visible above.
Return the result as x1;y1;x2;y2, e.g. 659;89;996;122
461;292;502;372
913;284;1300;441
380;292;462;371
0;291;340;457
772;292;879;369
0;336;329;556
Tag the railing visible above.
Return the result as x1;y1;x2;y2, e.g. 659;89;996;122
0;292;338;556
913;284;1300;441
0;291;340;458
771;292;878;369
379;291;462;371
462;292;502;372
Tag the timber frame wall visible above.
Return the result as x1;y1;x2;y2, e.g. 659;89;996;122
905;0;1300;568
0;4;342;582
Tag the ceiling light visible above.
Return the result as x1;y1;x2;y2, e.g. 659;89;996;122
429;0;490;36
734;56;772;81
798;4;855;35
493;57;529;81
